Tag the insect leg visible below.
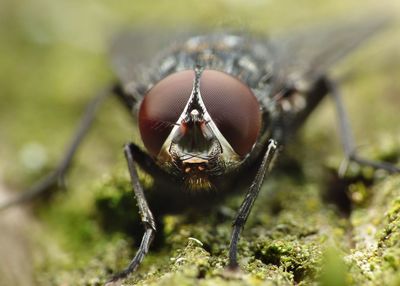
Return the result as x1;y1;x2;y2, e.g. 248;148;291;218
0;84;125;211
228;140;278;269
325;78;400;174
106;143;156;284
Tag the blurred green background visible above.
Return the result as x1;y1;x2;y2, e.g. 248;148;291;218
1;0;399;190
0;0;399;285
0;0;400;192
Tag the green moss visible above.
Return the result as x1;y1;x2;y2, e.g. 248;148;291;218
319;247;348;286
344;176;400;285
28;148;399;285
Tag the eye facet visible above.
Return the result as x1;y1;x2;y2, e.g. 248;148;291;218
139;70;194;157
200;70;261;157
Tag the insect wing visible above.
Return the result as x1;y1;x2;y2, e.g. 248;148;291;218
109;26;202;89
272;15;392;88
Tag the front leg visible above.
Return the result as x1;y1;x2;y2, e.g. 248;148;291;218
228;139;278;268
105;143;156;285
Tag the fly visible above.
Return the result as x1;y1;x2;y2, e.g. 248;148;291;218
1;16;399;285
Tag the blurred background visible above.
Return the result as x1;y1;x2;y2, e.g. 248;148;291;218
0;0;399;285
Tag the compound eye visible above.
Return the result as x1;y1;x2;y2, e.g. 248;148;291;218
200;70;261;157
139;70;195;157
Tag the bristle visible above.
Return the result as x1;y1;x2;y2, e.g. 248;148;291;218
184;175;214;192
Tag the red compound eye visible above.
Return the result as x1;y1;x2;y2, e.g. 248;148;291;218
138;69;261;158
139;70;194;157
200;70;261;157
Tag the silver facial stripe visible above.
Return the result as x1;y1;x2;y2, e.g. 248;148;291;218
157;68;240;163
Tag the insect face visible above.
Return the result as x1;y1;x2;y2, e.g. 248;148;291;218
138;67;261;189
